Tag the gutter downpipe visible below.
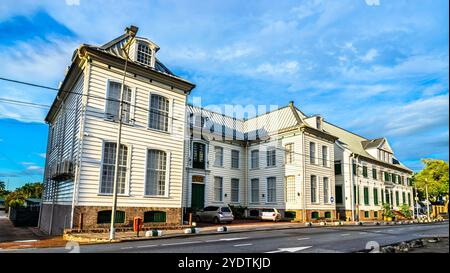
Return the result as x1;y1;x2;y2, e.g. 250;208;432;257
70;50;91;230
349;153;356;222
301;127;307;222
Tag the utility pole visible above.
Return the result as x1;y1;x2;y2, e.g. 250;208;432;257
425;178;431;221
109;26;138;241
414;186;419;219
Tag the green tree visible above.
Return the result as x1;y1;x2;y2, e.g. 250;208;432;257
0;181;9;198
17;183;43;198
4;191;27;208
413;159;449;200
399;203;412;219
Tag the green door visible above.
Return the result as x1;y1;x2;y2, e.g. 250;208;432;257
191;183;205;210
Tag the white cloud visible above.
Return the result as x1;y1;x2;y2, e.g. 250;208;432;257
365;0;380;6
422;83;446;97
291;0;324;20
254;61;299;76
65;0;80;6
39;153;47;159
360;48;378;62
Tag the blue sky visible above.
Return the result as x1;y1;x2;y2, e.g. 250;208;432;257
0;0;448;190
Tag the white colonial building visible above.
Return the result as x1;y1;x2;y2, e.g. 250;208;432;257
39;26;414;234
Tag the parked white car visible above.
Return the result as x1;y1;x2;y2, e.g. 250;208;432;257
261;208;281;222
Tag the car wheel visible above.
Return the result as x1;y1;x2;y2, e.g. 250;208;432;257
213;217;220;224
194;216;201;223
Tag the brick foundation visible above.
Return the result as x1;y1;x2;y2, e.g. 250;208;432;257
72;206;182;231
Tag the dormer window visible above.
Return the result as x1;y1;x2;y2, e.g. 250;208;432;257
316;116;322;130
137;43;152;66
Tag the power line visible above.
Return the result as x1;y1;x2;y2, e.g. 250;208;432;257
0;77;411;173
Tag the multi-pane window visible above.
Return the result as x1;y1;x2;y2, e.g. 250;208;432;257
214;177;223;202
214;146;223;167
309;142;316;164
372;168;377;180
251;178;259;203
374;188;379;205
100;142;128;194
323;177;330;204
384;172;390;182
310;175;318;203
363;187;369;205
362;166;368;178
352;163;357;175
408;193;411;206
231;150;240;168
285;143;294;164
267;177;276;203
286;176;296;203
231;179;239;202
145;149;167;196
251;150;259;169
322;146;328;167
137;43;152;66
149;94;170;132
402;192;406;205
395;191;400;206
266;148;276;167
105;81;132;123
192;142;206;169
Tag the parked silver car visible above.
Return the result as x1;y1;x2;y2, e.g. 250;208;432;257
194;206;234;224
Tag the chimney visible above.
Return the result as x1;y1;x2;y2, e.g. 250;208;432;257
125;25;139;37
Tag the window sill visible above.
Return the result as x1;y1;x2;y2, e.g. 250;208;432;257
97;193;130;197
143;195;170;199
147;127;171;135
265;165;276;169
103;118;134;126
250;167;260;170
213;165;224;168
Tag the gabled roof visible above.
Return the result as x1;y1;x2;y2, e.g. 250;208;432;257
362;138;385;149
89;35;174;76
322;121;412;173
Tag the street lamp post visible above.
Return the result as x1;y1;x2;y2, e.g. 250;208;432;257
425;178;431;221
109;26;138;241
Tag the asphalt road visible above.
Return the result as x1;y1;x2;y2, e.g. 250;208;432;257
2;222;448;253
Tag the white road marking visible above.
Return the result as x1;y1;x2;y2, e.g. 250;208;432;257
234;243;253;247
374;230;382;233
136;245;157;248
265;246;312;253
297;237;310;241
341;233;351;236
121;246;134;250
219;237;249;241
387;229;394;232
205;237;249;242
359;232;368;234
161;241;202;246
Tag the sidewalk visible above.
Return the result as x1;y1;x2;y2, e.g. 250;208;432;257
0;210;68;250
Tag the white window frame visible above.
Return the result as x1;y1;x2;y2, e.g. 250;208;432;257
322;145;329;167
214;176;223;202
148;91;173;133
310;142;316;165
266;148;276;167
214;146;224;167
250;178;259;204
230;178;240;203
104;79;135;124
98;140;132;196
231;150;240;169
323;177;330;204
266;177;277;203
310;175;318;204
251;149;259;169
143;147;171;198
284;143;294;165
135;42;153;67
285;176;296;203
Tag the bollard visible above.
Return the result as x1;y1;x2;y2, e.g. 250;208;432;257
217;226;228;232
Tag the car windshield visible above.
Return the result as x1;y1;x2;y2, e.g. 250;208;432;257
221;207;231;212
262;209;274;212
203;206;219;211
